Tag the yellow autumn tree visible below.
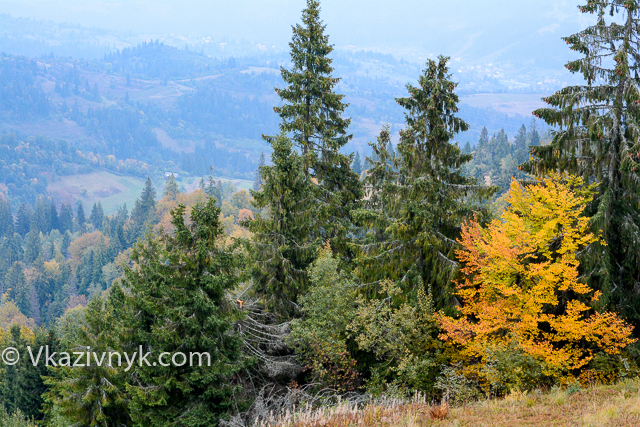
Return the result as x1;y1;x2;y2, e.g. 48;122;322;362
438;174;635;387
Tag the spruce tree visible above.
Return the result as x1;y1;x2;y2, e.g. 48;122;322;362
253;151;266;192
244;133;317;316
478;126;489;148
352;151;362;175
529;121;541;146
462;141;472;155
49;200;59;232
58;202;73;233
122;197;248;426
203;176;223;206
24;226;42;264
1;234;22;267
354;57;494;308
0;198;14;238
274;0;350;160
1;325;35;416
19;327;54;419
90;202;104;230
128;177;156;243
514;124;528;164
163;174;180;200
61;231;71;257
139;177;156;214
34;197;51;233
15;204;31;237
6;262;31;317
524;0;640;324
271;0;361;256
76;202;86;232
46;296;130;427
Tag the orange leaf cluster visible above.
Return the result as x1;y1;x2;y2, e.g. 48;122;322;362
438;174;635;373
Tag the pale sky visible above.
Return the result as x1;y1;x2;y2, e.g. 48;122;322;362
0;0;591;65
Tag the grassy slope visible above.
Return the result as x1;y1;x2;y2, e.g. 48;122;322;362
47;170;254;215
47;171;154;214
267;380;640;427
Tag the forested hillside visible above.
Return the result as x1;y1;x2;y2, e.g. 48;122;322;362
1;0;639;426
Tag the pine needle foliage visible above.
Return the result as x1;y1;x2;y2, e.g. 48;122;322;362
274;0;350;160
354;57;494;308
523;1;640;323
121;197;250;426
244;133;317;317
45;297;130;427
269;0;361;258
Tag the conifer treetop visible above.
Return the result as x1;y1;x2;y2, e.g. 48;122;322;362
274;0;351;160
523;0;640;314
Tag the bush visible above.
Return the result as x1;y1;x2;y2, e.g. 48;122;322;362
288;244;359;392
348;280;444;397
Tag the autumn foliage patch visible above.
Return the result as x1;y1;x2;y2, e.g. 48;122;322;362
438;174;636;387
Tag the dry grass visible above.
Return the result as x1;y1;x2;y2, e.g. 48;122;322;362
258;378;640;427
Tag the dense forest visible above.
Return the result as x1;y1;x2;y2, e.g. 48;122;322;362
0;0;639;426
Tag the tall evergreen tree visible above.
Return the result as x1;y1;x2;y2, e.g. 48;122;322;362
121;197;249;426
1;234;22;268
203;176;223;206
19;327;55;419
354;57;494;308
462;141;472;155
274;0;350;161
89;202;105;230
115;203;128;224
61;231;71;257
162;174;180;200
6;262;31;317
0;198;13;238
45;296;130;427
128;177;156;243
58;202;73;234
24;226;42;264
478;126;489;149
244;133;317;316
514;124;528;164
529;121;541;147
15;204;31;237
34;197;51;233
49;200;59;232
524;0;640;325
76;202;86;232
352;151;362;175
270;0;361;256
253;151;266;191
1;324;38;416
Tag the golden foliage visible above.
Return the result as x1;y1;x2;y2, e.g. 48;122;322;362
155;189;207;233
43;260;62;281
238;208;254;222
0;300;36;331
67;231;110;271
438;174;635;376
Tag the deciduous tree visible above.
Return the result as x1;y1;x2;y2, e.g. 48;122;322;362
439;175;636;384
